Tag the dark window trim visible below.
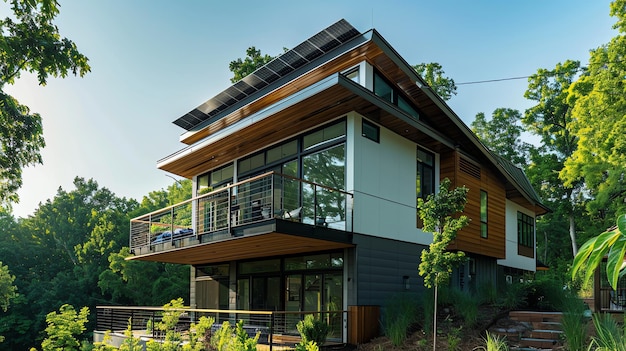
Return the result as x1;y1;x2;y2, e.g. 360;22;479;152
373;69;421;119
362;118;380;143
235;118;346;180
517;211;535;258
480;190;488;239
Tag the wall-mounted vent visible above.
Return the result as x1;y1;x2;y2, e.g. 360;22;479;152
460;157;481;179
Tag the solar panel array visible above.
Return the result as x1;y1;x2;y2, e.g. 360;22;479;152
173;19;361;131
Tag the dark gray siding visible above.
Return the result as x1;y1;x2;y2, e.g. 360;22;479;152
353;234;427;306
451;254;497;293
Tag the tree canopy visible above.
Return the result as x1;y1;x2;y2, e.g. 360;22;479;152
229;46;274;83
0;0;90;205
413;62;457;101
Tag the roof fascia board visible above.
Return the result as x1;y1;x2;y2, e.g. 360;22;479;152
369;30;545;209
177;31;375;142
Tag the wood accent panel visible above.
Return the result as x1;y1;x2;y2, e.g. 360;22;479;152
441;151;506;259
129;231;353;266
348;305;380;344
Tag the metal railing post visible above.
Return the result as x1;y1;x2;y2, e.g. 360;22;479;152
269;312;274;351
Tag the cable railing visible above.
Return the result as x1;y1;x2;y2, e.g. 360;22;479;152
130;172;353;253
95;305;347;350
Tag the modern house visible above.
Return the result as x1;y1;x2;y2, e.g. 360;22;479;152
126;19;548;344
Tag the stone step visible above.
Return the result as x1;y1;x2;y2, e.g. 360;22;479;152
528;329;563;340
532;321;562;331
519;337;560;349
509;311;563;323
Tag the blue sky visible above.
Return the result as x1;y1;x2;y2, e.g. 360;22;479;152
3;0;617;218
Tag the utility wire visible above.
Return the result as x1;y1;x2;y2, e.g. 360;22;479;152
456;76;531;86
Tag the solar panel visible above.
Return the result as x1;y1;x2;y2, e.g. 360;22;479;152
173;19;361;131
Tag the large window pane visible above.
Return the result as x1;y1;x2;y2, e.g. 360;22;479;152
267;140;298;164
302;144;346;225
374;73;393;103
303;121;346;150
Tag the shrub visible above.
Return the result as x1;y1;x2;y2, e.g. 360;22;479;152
476;281;498;305
475;331;509;351
446;326;462;351
559;294;587;351
296;314;329;346
522;278;567;311
294;340;319;351
588;313;626;351
498;282;526;310
211;320;259;351
448;289;478;328
382;293;420;346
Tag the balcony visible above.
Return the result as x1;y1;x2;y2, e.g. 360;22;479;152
129;172;354;265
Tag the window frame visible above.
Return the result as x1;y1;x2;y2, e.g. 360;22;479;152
362;118;380;143
517;211;535;258
480;190;488;238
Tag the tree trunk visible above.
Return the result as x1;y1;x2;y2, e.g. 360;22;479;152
569;213;577;257
433;284;437;351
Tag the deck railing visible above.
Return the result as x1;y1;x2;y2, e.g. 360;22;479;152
95;305;347;349
130;172;353;252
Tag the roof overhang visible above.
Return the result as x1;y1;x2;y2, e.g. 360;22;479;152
158;74;456;178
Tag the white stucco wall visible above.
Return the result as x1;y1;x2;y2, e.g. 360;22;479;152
346;111;436;246
497;199;536;272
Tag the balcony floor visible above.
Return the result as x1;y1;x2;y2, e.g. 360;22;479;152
128;219;354;265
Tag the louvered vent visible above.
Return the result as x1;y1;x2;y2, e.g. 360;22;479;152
460;157;481;179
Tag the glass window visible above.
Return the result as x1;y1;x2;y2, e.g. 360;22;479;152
238;153;265;175
398;95;419;119
303;144;346;224
198;174;210;192
345;67;359;83
303;121;346;150
285;253;344;271
517;212;535;247
267;140;298;164
196;263;229;277
374;72;393;103
480;190;488;238
417;148;435;199
198;164;234;192
210;164;234;187
362;119;380;143
238;258;281;274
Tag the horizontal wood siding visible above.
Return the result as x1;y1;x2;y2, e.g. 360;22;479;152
440;151;506;259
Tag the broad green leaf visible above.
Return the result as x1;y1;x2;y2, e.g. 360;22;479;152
607;232;626;290
618;214;626;234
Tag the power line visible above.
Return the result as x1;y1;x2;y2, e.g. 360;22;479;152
456;76;531;86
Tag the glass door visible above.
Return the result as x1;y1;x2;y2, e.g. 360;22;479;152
251;276;281;311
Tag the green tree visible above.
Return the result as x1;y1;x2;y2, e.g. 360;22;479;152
523;60;585;257
0;0;89;204
99;180;191;306
413;62;457;101
0;262;17;343
417;178;469;351
471;108;530;167
39;304;90;351
0;262;16;313
561;2;626;220
229;46;274;83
